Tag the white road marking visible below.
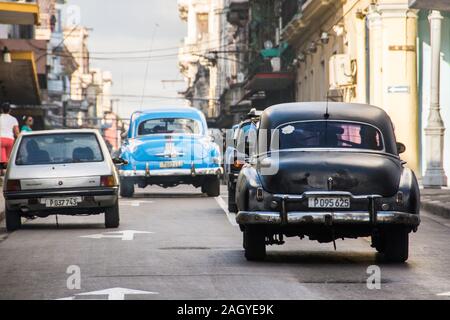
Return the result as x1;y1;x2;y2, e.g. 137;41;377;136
437;292;450;296
80;230;153;241
57;287;158;300
215;196;238;227
119;200;154;207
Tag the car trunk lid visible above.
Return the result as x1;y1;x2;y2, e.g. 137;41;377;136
259;151;401;197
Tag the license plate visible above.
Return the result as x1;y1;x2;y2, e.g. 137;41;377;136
159;161;183;169
308;197;350;209
41;197;82;208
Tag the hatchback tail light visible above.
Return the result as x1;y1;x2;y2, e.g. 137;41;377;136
5;180;21;192
100;175;117;187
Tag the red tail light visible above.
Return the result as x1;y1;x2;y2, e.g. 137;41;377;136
100;175;117;187
5;180;21;192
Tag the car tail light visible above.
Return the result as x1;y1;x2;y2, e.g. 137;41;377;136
5;180;21;192
100;175;117;187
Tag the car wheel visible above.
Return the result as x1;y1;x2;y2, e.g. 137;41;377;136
203;176;220;197
244;225;266;261
105;201;120;228
120;179;134;198
5;208;22;232
383;227;409;263
228;184;237;213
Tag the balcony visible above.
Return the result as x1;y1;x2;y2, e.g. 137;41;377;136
281;0;335;44
409;0;450;11
227;0;249;26
245;43;295;93
0;0;39;25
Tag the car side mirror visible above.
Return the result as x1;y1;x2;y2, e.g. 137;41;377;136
112;157;128;165
397;142;406;154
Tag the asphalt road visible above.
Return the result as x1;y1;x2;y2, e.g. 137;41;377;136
0;185;449;300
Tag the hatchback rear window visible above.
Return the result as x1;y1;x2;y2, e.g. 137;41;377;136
277;121;384;151
16;133;104;165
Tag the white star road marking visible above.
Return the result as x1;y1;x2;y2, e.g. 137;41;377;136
80;230;153;241
57;287;158;300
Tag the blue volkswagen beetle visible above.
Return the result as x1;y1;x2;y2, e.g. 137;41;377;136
118;107;222;197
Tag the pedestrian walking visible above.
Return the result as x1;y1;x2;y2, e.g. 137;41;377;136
0;102;20;175
21;115;34;132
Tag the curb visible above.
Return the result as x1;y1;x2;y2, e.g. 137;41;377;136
421;201;450;219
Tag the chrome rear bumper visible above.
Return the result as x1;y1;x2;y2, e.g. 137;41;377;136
119;167;223;177
236;211;420;226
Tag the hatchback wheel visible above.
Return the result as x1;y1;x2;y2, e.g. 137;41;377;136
244;226;266;261
105;201;120;228
5;209;22;232
203;176;220;197
120;179;134;198
382;227;409;263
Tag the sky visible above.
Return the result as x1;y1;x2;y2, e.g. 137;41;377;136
65;0;188;120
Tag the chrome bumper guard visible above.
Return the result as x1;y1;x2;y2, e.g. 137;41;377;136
236;192;420;227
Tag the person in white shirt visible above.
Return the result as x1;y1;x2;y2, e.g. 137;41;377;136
0;103;20;173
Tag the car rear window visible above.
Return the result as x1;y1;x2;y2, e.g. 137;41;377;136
138;118;201;136
16;133;104;166
277;121;384;151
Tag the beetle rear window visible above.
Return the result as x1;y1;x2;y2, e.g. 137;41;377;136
16;133;104;166
277;121;384;151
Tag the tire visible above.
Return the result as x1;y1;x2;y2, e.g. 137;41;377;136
105;201;120;228
228;184;238;213
383;227;409;263
120;179;134;198
203;176;220;197
244;226;266;261
5;208;21;232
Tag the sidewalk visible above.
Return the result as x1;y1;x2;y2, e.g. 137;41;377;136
421;188;450;219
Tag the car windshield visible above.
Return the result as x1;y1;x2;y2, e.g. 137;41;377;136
276;121;384;151
16;133;104;166
138;118;201;136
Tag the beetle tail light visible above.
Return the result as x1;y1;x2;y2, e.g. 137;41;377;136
232;159;245;170
5;180;21;192
100;175;117;187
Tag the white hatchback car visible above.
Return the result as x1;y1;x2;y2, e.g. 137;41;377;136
3;129;124;231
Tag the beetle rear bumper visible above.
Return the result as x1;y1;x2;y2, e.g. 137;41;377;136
236;211;420;227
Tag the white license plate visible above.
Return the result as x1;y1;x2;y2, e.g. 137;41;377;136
41;197;82;208
159;161;183;169
308;197;350;209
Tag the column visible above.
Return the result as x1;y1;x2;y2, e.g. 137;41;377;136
423;10;447;188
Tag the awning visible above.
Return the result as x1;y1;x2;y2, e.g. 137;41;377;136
0;1;39;25
0;51;41;105
245;72;295;92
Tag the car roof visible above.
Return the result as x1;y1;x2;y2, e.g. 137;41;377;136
19;129;100;136
259;102;398;155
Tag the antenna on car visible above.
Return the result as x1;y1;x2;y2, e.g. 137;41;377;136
324;91;331;120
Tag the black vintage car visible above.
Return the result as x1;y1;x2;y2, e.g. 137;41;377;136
235;102;420;263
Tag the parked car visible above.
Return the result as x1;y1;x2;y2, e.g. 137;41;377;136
118;107;222;197
224;109;261;213
3;129;123;231
235;102;420;263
